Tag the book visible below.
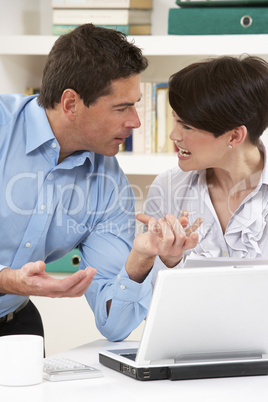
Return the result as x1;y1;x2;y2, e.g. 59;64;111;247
166;101;175;153
144;82;153;154
126;24;151;35
150;83;157;153
168;7;268;35
156;86;168;153
176;0;268;6
52;24;78;35
156;85;177;153
152;82;168;153
52;9;152;25
125;131;133;152
119;142;125;152
132;82;145;153
45;248;81;273
52;0;152;9
51;24;151;35
25;87;40;95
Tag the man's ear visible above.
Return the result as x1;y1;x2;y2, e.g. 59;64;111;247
229;125;247;148
61;89;78;121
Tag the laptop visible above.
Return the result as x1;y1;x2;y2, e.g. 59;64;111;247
99;265;268;380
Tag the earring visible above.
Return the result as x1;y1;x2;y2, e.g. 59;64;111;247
228;144;233;149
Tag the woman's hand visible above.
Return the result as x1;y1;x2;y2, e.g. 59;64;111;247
135;211;203;268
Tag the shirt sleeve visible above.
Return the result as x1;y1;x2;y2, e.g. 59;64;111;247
80;169;153;342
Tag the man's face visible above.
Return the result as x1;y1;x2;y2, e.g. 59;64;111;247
71;74;142;157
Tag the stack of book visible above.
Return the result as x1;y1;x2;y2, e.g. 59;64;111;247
168;0;268;35
52;0;152;36
25;87;41;95
120;81;177;154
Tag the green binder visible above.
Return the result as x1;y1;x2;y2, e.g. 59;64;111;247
45;248;81;273
168;7;268;35
176;0;268;7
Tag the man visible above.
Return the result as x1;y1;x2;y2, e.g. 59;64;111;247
0;24;198;341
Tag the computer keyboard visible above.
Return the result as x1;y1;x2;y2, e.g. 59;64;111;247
43;357;103;382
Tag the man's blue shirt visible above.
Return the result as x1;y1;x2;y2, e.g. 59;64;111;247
0;94;152;341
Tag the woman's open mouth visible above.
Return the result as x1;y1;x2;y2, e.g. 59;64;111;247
176;144;191;157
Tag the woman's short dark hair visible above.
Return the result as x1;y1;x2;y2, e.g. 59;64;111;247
38;23;148;109
169;55;268;145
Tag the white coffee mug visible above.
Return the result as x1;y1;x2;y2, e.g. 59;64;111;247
0;334;43;386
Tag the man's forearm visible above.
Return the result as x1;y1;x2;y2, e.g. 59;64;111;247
0;267;21;295
125;249;155;283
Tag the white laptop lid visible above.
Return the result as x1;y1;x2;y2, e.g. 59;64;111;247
135;266;268;366
183;256;268;268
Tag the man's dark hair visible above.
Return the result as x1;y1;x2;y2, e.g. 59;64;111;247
169;55;268;144
38;23;148;109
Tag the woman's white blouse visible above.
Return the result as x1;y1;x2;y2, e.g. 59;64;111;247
145;143;268;284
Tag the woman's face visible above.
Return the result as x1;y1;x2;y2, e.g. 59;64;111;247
169;111;232;172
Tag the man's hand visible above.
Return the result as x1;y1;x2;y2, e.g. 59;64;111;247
0;261;97;298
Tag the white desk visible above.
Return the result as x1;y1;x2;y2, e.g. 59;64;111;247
1;339;268;402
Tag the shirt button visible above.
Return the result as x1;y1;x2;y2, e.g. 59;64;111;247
52;142;57;149
120;284;126;290
40;204;46;211
117;274;120;280
223;251;228;257
25;242;31;248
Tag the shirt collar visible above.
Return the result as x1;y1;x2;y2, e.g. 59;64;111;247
24;96;95;168
25;96;55;154
189;170;201;187
259;141;268;185
61;150;96;170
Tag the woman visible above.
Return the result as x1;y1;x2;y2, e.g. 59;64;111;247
138;55;268;283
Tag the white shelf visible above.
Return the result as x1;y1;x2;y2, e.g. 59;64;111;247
116;152;178;175
0;34;268;56
0;35;57;55
130;34;268;57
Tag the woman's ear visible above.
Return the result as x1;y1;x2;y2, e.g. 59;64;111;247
229;125;247;148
